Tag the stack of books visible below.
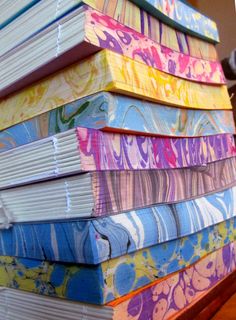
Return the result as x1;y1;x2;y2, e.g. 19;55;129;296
0;0;235;319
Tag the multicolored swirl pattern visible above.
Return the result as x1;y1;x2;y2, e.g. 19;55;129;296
129;0;219;42
103;50;230;110
84;0;218;60
2;129;236;187
77;126;236;170
85;7;224;84
90;157;236;215
0;50;231;131
1;187;236;264
2;158;236;215
110;241;236;319
0;93;235;153
0;219;235;304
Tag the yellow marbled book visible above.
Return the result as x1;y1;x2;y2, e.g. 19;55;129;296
0;49;231;131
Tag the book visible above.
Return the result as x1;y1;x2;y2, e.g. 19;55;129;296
0;0;218;61
1;157;236;215
0;219;234;304
0;187;235;263
0;0;39;29
0;50;231;130
0;93;235;139
0;242;235;315
0;0;83;55
1;126;236;181
0;127;236;191
130;0;219;42
0;5;225;93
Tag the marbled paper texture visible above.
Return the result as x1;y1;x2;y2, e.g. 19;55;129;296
2;128;236;183
1;186;236;264
0;93;235;153
0;50;231;131
90;157;236;215
111;241;236;319
2;158;236;214
83;0;218;60
129;0;219;42
77;126;236;171
85;7;224;84
0;219;235;304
